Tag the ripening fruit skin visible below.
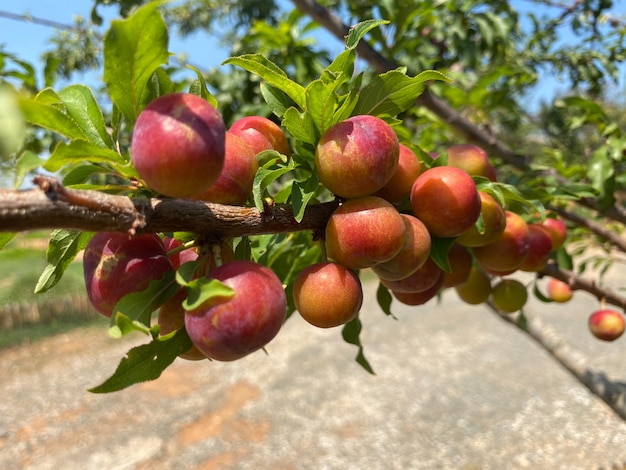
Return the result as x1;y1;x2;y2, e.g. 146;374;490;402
83;232;174;318
392;273;444;306
380;258;443;294
410;166;481;238
158;289;207;361
588;309;625;341
229;115;290;156
162;237;199;270
491;279;528;313
184;261;287;361
546;278;573;303
293;262;363;328
441;243;473;288
455;267;491;305
474;211;530;273
372;214;431;281
131;93;226;198
445;143;491;177
542;215;567;251
315;115;399;198
374;144;422;203
325;196;406;270
519;224;553;272
195;132;259;205
456;191;506;247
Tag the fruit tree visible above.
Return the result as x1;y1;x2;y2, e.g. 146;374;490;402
0;0;626;413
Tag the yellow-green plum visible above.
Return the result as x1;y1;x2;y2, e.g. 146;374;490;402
131;93;225;198
455;267;491;305
491;278;528;313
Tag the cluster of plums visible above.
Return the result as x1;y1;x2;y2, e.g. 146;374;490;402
82;93;623;365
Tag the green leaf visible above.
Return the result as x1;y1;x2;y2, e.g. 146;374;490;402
88;328;193;393
14;151;44;189
291;173;319;223
103;1;169;123
353;70;451;117
110;270;179;329
223;54;306;109
186;64;218;108
260;83;291;118
0;233;15;250
345;20;390;50
144;66;176;104
58;84;113;148
252;159;295;211
532;280;554;303
341;316;375;374
109;312;152;339
19;95;87;141
306;73;341;135
35;230;93;293
376;282;395;318
44;140;126;173
429;237;457;273
183;278;234;311
282;107;318;146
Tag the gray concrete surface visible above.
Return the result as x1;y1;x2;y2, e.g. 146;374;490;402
1;274;626;469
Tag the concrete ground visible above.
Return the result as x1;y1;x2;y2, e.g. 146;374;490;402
1;273;626;470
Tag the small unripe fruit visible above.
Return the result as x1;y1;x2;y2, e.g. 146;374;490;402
546;278;573;303
491;279;528;313
588;309;625;341
455;267;491;305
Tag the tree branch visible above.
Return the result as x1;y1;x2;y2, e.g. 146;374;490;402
539;260;626;310
490;304;626;421
0;176;338;239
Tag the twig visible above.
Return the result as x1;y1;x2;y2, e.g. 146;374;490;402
538;261;626;310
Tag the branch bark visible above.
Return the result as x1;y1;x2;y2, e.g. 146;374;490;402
0;176;338;239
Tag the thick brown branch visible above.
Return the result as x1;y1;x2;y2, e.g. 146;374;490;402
0;177;338;238
291;0;626;226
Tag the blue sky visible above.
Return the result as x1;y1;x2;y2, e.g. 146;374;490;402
0;1;624;109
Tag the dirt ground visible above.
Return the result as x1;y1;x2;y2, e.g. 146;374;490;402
2;277;626;470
